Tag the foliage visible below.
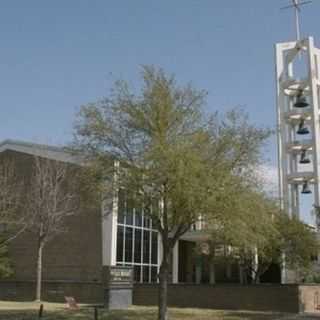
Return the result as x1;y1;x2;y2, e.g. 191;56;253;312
204;185;278;283
278;214;319;272
73;66;271;320
205;188;319;283
303;271;320;283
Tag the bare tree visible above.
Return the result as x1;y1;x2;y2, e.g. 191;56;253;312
26;155;79;302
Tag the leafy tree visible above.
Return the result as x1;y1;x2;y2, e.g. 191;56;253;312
246;213;319;283
230;191;279;284
74;66;270;320
206;188;319;284
278;214;319;277
203;181;277;284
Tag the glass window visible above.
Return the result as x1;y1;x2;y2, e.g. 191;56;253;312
143;266;150;282
151;232;158;264
151;267;158;282
125;227;133;262
134;229;142;263
134;265;141;282
143;231;150;264
143;215;151;228
116;226;124;262
116;190;159;283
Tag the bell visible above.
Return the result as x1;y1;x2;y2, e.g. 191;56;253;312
297;119;310;135
301;181;312;194
299;149;311;164
294;91;309;108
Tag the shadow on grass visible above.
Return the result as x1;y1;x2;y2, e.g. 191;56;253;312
0;308;92;320
0;306;319;320
0;308;156;320
220;310;297;320
193;310;320;320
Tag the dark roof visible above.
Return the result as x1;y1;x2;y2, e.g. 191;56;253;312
0;139;82;164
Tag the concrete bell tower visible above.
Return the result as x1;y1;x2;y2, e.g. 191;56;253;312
275;36;320;225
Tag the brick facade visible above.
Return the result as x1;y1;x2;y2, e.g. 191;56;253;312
133;284;320;314
0;280;103;303
1;150;103;284
0;281;320;313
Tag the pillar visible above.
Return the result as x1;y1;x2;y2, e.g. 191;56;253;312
102;161;119;266
172;241;179;283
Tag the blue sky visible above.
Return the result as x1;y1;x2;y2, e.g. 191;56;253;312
1;1;320;221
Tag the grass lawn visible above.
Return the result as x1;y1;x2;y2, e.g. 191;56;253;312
0;301;319;320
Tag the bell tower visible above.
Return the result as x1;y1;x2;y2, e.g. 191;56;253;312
275;37;320;225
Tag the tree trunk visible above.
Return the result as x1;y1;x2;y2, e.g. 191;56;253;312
36;241;44;302
158;259;169;320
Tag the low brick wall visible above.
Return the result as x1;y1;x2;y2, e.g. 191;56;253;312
2;281;320;314
133;284;303;313
299;285;320;313
0;280;103;303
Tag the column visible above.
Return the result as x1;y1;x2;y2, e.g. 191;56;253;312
172;241;179;283
102;161;119;266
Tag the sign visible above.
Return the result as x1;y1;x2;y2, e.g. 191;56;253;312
102;266;133;286
110;268;132;282
103;266;133;309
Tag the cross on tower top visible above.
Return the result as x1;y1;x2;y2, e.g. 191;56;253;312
281;0;312;41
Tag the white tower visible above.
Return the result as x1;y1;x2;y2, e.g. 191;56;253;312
275;37;320;225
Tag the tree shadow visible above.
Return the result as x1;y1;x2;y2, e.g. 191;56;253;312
223;310;320;320
0;308;92;320
1;306;320;320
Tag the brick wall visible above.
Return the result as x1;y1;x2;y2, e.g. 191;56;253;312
0;280;103;303
133;284;301;313
2;150;103;283
1;281;320;313
299;285;320;314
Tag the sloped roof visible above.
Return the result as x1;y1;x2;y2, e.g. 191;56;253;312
0;139;82;164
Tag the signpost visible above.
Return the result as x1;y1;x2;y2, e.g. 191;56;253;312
102;266;133;310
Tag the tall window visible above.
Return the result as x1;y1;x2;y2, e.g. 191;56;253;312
116;190;158;283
